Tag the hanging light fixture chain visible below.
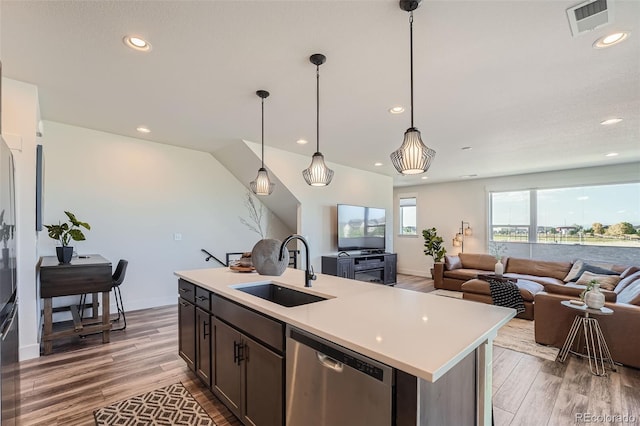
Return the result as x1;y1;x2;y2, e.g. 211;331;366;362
261;96;265;168
409;11;414;128
316;64;320;153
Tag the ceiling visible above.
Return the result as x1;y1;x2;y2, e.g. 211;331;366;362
2;0;639;187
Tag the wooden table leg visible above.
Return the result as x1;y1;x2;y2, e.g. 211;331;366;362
43;298;53;355
91;292;99;319
102;291;111;343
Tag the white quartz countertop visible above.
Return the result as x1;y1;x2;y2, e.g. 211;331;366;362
174;267;516;382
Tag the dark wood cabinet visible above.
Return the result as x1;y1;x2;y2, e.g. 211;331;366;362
178;297;195;371
213;318;242;417
196;307;212;386
180;280;285;426
243;335;283;426
322;253;397;285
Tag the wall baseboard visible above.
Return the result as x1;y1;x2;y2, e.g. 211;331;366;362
398;268;430;278
20;343;41;361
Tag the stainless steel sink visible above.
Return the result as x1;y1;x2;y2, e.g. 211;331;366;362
233;283;328;307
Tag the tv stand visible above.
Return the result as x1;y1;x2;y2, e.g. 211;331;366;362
321;253;397;285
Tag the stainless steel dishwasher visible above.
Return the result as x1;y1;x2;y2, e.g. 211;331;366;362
286;326;393;426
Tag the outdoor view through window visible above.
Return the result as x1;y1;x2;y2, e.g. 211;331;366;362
491;182;640;247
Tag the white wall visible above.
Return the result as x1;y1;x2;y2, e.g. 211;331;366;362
247;142;394;270
394;163;640;277
38;121;294;317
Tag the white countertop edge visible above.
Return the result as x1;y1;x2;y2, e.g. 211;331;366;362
174;268;516;383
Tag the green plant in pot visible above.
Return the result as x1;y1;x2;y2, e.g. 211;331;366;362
44;211;91;264
423;227;446;277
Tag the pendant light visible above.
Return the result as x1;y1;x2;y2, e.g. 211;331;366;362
250;90;275;195
303;53;334;186
390;0;436;175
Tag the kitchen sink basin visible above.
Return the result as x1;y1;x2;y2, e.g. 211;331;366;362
233;283;329;307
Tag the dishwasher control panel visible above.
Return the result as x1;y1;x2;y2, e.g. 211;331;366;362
289;328;386;381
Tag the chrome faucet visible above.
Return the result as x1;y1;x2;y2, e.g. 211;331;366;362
280;234;316;287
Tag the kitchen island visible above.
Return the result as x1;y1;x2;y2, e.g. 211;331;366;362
175;267;515;426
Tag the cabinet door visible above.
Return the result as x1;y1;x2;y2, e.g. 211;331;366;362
178;298;195;371
195;307;212;387
212;318;242;418
337;258;354;279
243;335;284;426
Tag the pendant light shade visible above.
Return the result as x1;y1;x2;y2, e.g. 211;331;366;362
390;0;436;175
250;90;275;196
303;53;334;186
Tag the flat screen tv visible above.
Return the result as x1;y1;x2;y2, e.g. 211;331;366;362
337;204;386;252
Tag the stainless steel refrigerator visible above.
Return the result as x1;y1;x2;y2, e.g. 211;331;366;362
0;133;18;425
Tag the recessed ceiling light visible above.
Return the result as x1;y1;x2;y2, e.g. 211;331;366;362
605;152;619;157
461;146;472;151
296;139;308;145
374;162;383;167
136;126;151;133
389;106;405;114
600;118;623;125
421;176;428;180
460;174;478;178
123;35;152;52
593;31;630;49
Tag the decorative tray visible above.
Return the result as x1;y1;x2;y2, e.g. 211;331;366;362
229;264;256;273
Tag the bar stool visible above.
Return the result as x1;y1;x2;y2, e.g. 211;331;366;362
79;259;128;331
110;259;128;331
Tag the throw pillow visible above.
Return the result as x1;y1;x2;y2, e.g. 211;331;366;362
616;278;640;305
621;266;640;279
616;271;640;294
576;271;621;291
567;263;618;282
564;260;584;282
445;255;462;270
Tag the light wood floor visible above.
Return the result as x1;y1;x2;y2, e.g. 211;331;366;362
16;274;640;425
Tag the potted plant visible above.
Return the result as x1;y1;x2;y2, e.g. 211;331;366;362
423;227;446;277
488;241;507;277
44;211;91;264
0;209;14;269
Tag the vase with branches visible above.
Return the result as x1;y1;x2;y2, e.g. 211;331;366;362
239;192;269;240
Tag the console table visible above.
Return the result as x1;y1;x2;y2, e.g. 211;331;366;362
321;253;397;285
39;254;113;355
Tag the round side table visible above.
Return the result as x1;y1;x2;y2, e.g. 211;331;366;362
555;300;616;376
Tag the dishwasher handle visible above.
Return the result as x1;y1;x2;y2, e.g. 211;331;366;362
316;352;344;372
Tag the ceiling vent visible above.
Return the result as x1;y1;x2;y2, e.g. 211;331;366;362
566;0;613;37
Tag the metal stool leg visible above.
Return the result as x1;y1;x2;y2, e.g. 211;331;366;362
111;285;127;331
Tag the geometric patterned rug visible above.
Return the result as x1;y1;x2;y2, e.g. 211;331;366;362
94;383;216;425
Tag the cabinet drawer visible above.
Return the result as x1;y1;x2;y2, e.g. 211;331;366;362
178;279;195;303
212;295;284;353
195;287;211;312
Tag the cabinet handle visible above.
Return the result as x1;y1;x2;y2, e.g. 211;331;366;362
179;288;191;294
203;321;209;339
196;295;207;302
179;300;189;307
233;341;245;365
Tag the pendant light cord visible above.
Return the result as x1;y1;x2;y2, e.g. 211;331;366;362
409;11;414;128
316;64;320;153
261;97;265;168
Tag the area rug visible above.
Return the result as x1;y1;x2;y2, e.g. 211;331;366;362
494;318;559;361
94;382;215;425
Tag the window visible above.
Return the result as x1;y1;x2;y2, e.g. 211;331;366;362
399;197;417;235
490;183;640;247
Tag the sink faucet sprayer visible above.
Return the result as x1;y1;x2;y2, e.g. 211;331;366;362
279;234;316;287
